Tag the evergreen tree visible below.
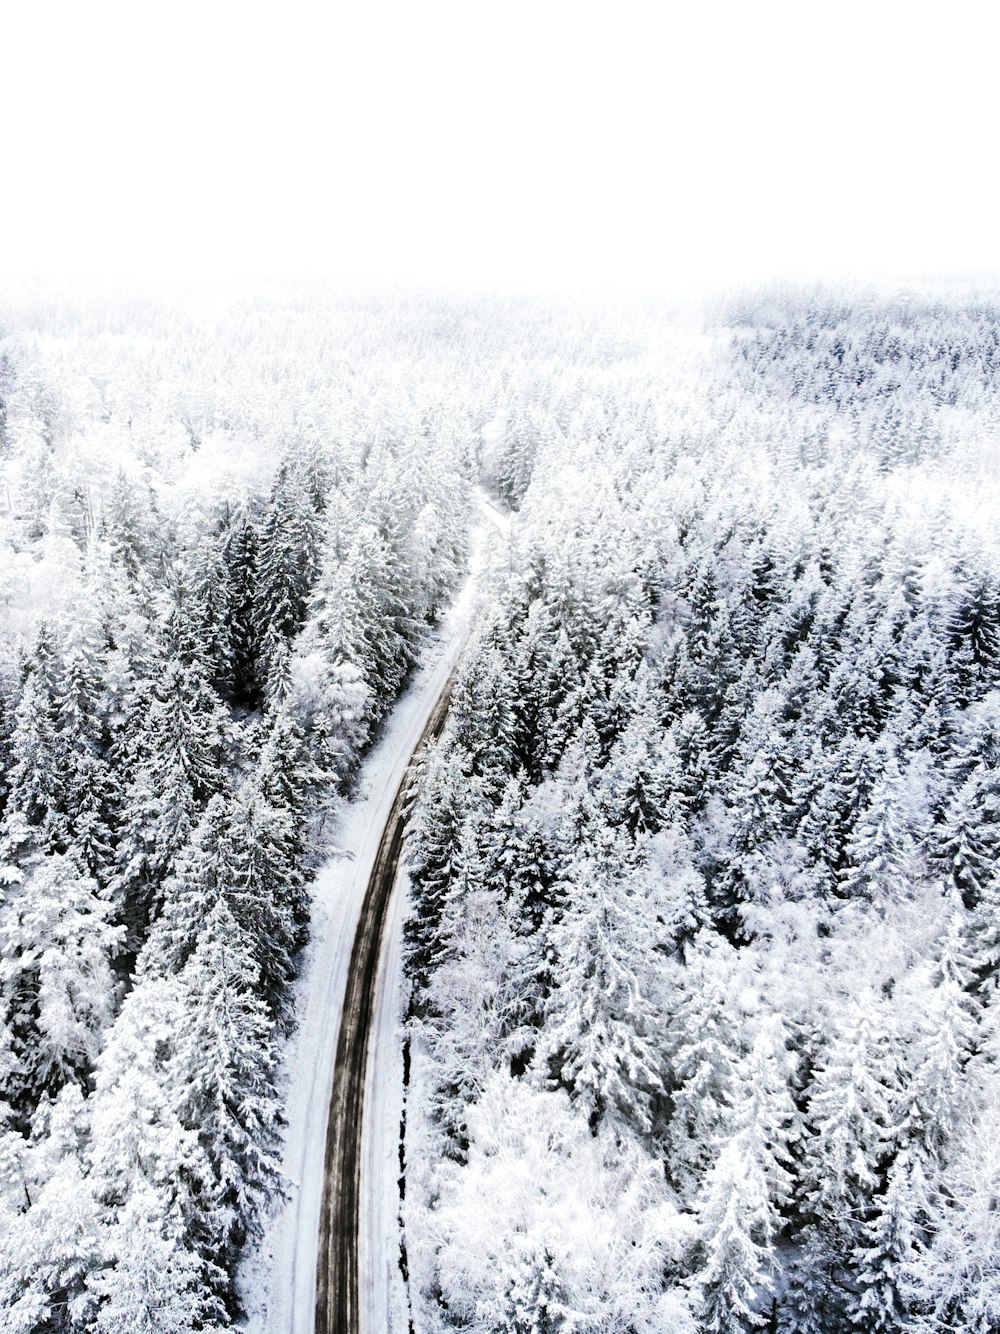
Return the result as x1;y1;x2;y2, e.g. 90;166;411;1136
222;513;262;706
184;532;237;700
87;1185;227;1334
795;995;899;1326
0;1084;102;1333
171;897;283;1291
691;1137;773;1334
898;900;976;1169
88;975;211;1227
535;826;665;1134
665;935;741;1194
0;853;122;1113
53;618;116;880
798;734;880;883
936;764;1000;907
113;649;228;937
947;572;1000;704
500;1246;572;1334
1;649;65;857
904;1118;1000;1333
852;1154;922;1334
405;739;481;1004
426;858;535;1120
597;670;685;836
253;463;323;681
222;775;306;1012
449;631;520;795
838;752;917;903
102;468;155;586
151;797;231;977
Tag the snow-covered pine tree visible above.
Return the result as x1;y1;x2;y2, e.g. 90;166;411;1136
0;852;122;1115
665;934;741;1194
113;643;229;940
222;511;263;707
793;995;900;1327
852;1152;923;1334
221;775;306;1014
838;751;918;904
405;738;482;1006
170;895;283;1307
88;973;211;1225
534;824;665;1135
936;764;1000;908
86;1184;227;1334
1;640;66;858
690;1136;774;1334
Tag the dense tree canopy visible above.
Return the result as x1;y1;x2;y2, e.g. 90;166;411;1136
403;283;1000;1333
0;284;479;1328
2;280;999;1331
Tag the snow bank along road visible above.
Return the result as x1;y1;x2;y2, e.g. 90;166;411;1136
240;497;507;1334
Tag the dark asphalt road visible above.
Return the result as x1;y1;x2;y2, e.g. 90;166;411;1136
314;675;455;1334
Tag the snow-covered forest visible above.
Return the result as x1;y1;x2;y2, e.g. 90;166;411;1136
403;287;1000;1333
1;281;999;1333
0;286;480;1329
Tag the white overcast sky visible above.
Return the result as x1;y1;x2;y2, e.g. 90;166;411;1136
1;0;997;294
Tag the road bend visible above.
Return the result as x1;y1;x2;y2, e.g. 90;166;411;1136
314;673;456;1334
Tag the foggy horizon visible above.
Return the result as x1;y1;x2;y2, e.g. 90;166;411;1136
2;0;997;296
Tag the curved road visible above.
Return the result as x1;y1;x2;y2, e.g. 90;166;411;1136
314;674;454;1334
313;495;507;1334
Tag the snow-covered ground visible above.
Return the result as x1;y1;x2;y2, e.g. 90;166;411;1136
240;497;507;1334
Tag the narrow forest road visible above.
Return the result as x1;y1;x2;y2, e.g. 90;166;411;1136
240;496;507;1334
316;497;508;1334
314;674;455;1334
